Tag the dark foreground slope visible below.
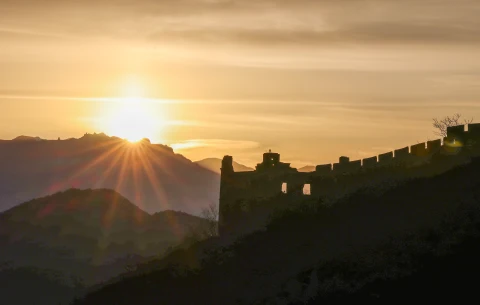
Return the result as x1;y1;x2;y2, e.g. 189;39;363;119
74;157;480;305
0;189;210;305
0;133;219;215
0;265;86;305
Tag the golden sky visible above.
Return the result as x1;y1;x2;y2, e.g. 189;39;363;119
1;0;480;167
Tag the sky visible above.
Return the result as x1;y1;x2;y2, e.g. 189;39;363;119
1;0;480;168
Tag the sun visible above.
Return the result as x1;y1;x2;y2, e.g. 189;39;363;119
101;98;164;143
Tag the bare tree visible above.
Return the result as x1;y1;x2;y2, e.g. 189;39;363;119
201;202;219;237
177;203;219;249
433;113;474;137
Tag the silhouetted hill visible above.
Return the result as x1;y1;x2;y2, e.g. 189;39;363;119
74;157;480;305
0;133;220;215
151;210;212;232
0;265;86;305
0;188;211;305
0;189;211;305
195;157;254;173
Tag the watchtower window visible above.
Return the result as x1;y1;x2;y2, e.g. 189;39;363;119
303;184;311;196
281;182;287;194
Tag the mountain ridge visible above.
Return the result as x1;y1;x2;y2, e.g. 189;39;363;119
195;157;254;173
298;165;315;172
0;133;220;215
0;188;211;305
10;135;45;141
0;188;210;276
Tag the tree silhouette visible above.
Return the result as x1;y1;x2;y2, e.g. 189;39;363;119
174;203;219;249
433;113;474;137
201;202;219;237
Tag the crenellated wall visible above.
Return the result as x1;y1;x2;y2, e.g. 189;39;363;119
219;123;480;236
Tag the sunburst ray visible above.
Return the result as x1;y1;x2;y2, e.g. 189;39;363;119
137;145;184;239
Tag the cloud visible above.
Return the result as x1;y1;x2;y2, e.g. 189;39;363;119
354;150;378;158
2;0;480;101
3;0;480;47
170;139;260;151
0;27;69;39
281;159;316;168
371;146;395;152
147;21;480;46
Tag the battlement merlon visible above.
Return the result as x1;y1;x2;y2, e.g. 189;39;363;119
221;155;234;175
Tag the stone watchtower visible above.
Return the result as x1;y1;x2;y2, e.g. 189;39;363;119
219;155;234;234
259;150;280;168
218;151;297;235
256;150;292;171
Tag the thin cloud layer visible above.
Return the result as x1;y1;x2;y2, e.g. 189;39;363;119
2;0;480;46
2;0;480;167
171;139;260;151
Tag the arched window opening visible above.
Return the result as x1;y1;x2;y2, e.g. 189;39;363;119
303;184;311;195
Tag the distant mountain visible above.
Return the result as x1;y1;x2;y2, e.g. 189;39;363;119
195;158;254;173
0;133;220;215
11;135;44;141
297;165;315;172
0;188;210;304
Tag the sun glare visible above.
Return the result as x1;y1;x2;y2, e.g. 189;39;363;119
101;98;165;143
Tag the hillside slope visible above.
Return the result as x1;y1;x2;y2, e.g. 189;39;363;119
0;133;220;215
0;265;86;305
74;157;480;305
0;189;210;283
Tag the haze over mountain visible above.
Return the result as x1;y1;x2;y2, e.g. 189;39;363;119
195;158;254;174
0;133;220;215
11;135;45;142
0;188;210;304
298;165;315;172
0;188;209;270
195;159;332;173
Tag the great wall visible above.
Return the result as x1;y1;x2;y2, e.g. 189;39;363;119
219;123;480;236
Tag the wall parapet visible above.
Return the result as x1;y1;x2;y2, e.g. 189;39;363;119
316;164;332;173
219;123;480;236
